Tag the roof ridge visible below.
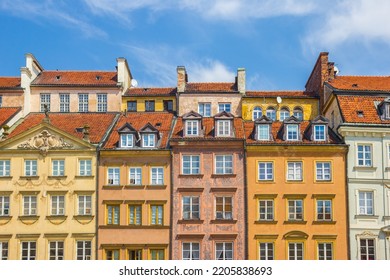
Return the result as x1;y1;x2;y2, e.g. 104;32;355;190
42;70;116;73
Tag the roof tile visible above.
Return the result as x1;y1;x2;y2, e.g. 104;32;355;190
31;71;118;87
0;77;21;89
328;76;390;92
185;82;237;93
0;107;22;126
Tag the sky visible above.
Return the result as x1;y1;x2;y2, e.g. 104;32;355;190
1;0;390;90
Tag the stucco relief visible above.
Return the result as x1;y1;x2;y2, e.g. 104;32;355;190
17;130;73;156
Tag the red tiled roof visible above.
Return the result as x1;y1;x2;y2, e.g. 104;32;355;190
244;121;340;145
336;95;390;124
103;112;174;149
8;113;118;144
0;77;21;89
328;76;390;92
31;71;118;87
124;87;176;96
246;91;317;98
171;117;245;141
0;107;22;126
185;82;237;93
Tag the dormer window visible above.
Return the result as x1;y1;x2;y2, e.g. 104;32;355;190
313;125;326;141
286;124;299;141
257;124;270;140
385;104;390;119
217;120;231;137
120;134;133;148
118;122;138;148
142;134;155;147
186;120;199;136
183;111;202;137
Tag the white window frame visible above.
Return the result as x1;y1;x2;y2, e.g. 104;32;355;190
59;93;70;112
107;167;120;185
198;103;211;117
316;162;331;181
129;167;142;185
215;242;233;260
252;106;262;120
215;155;233;174
358;191;374;215
258;199;274;221
259;242;274;260
215;196;233;220
0;159;10;176
218;103;231;113
78;195;92;215
151;167;164;185
23;195;37;216
316;199;332;221
288;242;304;260
288;199;303;221
52;159;65;176
120;134;133;148
182;196;200;220
142;134;155;148
0;241;8;260
287;161;303;181
76;240;92;260
0;196;10;216
79;159;92;176
279;107;290;121
217;120;231;137
49;241;64;260
182;155;200;175
257;124;270;141
182;242;200;260
40;93;51;112
266;107;276;121
78;94;89;112
357;144;372;167
24;160;37;176
21;241;36;260
293;107;303;121
314;125;326;141
258;162;273;181
97;93;107;112
186;120;199;136
317;242;333;260
286;124;299;141
51;195;65;216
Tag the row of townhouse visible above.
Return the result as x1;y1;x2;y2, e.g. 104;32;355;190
0;52;388;260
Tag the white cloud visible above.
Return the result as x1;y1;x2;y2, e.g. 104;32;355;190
189;60;235;82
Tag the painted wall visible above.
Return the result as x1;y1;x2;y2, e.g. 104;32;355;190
121;96;176;112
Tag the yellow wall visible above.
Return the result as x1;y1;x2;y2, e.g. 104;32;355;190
121;96;176;112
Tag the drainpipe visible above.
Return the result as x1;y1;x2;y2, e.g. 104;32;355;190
95;147;100;260
382;135;388;260
344;144;351;260
243;139;248;260
169;148;174;260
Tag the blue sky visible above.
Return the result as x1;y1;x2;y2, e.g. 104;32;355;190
1;0;390;90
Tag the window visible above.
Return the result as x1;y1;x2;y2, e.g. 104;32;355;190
293;107;303;120
78;195;92;215
79;159;92;176
217;120;231;136
97;93;107;112
218;103;231;113
59;93;70;112
129;205;142;225
182;242;200;260
49;241;64;260
286;124;299;141
24;160;37;176
23;195;37;216
128;249;142;260
280;107;290;121
258;162;273;181
150;205;163;225
215;155;233;174
357;145;372;166
120;134;133;148
215;197;232;220
259;242;274;260
266;107;276;121
108;167;120;185
40;93;51;112
107;205;120;225
314;125;326;141
129;167;142;185
182;196;200;220
76;241;92;260
51;195;65;216
142;134;155;147
163;100;173;112
0;95;2;108
21;241;36;260
258;200;274;221
145;100;155;112
317;200;332;221
253;107;262;120
257;124;270;140
215;242;233;260
318;243;333;260
316;162;331;181
198;103;211;117
151;167;164;185
385;104;390;119
359;191;374;215
127;101;137;112
0;242;8;260
360;239;375;260
0;160;10;176
186;120;199;136
78;94;89;112
0;196;10;216
287;162;302;181
150;249;164;260
182;155;200;175
288;242;303;260
52;160;65;176
106;249;119;260
288;199;303;221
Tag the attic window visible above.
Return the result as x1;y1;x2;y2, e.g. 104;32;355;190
75;127;84;133
143;88;149;92
352;83;358;88
155;122;162;127
96;75;102;80
56;75;61;80
357;111;364;118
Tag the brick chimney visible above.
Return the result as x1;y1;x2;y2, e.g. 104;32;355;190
117;57;132;94
237;68;246;95
177;66;187;93
83;125;90;142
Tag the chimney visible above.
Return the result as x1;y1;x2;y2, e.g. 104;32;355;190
177;66;187;93
83;125;90;142
117;57;132;93
237;68;246;95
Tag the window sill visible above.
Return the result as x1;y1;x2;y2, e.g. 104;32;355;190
211;174;236;178
254;220;277;224
146;185;167;189
353;166;377;171
102;185;123;190
178;219;204;224
73;215;94;220
48;176;67;180
18;215;40;220
383;215;390;220
210;219;237;224
178;174;204;178
124;184;146;189
0;215;12;221
0;176;12;180
354;215;379;219
312;221;336;225
46;215;67;219
75;175;94;179
19;176;39;180
283;220;307;225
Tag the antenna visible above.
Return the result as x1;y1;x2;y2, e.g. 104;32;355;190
276;96;282;104
130;79;138;88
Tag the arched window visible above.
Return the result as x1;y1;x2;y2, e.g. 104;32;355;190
280;107;290;121
293;107;303;121
266;107;276;121
252;106;262;120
